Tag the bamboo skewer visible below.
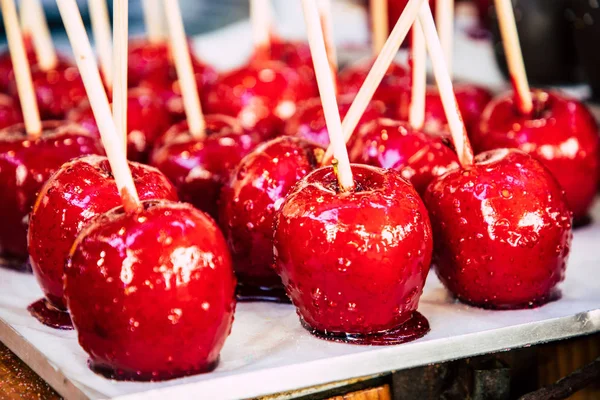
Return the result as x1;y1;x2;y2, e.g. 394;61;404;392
302;0;354;191
21;0;57;71
435;0;454;78
323;0;424;163
142;0;166;43
88;0;113;89
1;0;42;137
250;0;272;54
164;0;206;139
370;0;389;55
494;0;532;115
318;0;338;92
409;20;426;130
112;0;128;153
418;1;473;166
56;0;141;212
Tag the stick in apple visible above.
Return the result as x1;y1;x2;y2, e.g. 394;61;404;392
302;0;353;191
435;0;453;78
409;19;426;130
318;0;338;92
112;0;128;153
20;0;57;71
370;0;389;55
250;0;272;57
164;0;206;139
494;0;532;115
142;0;166;43
323;0;423;163
1;0;42;137
418;1;473;166
88;0;113;89
56;0;141;212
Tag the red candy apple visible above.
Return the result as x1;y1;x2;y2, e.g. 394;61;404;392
0;121;103;266
349;118;459;194
153;113;242;149
28;155;177;319
396;83;493;136
387;0;436;44
65;200;236;381
0;93;22;129
472;90;599;223
253;39;313;70
128;39;217;89
8;61;86;120
68;87;171;162
273;164;432;344
338;59;410;109
284;95;386;147
218;136;321;301
253;39;315;86
203;61;318;140
424;148;573;309
150;119;260;218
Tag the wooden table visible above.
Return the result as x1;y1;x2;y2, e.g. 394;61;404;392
1;333;598;400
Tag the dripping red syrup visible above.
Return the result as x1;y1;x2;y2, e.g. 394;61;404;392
28;298;73;330
456;289;562;311
89;358;220;382
301;312;429;346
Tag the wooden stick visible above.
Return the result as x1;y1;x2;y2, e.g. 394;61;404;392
370;0;389;55
56;0;141;212
302;0;354;191
317;0;338;93
88;0;113;89
409;20;426;130
323;0;423;163
435;0;454;78
164;0;205;139
142;0;166;43
494;0;532;115
250;0;272;52
1;0;42;137
112;0;128;154
21;0;57;71
418;1;473;166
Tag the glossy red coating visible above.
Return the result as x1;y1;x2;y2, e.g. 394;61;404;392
472;90;599;222
65;200;236;381
273;164;432;342
9;61;86;120
387;0;436;45
253;39;315;88
67;87;172;162
424;149;573;309
395;83;493;136
150;120;260;219
203;60;318;141
127;39;216;87
338;59;410;109
218;136;321;300
0;93;22;129
152;114;242;150
349;119;459;195
0;122;103;265
284;95;386;147
28;155;177;311
0;36;36;92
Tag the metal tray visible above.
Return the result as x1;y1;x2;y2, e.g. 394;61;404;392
1;200;599;400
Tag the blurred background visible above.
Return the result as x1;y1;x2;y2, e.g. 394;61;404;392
0;0;599;100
